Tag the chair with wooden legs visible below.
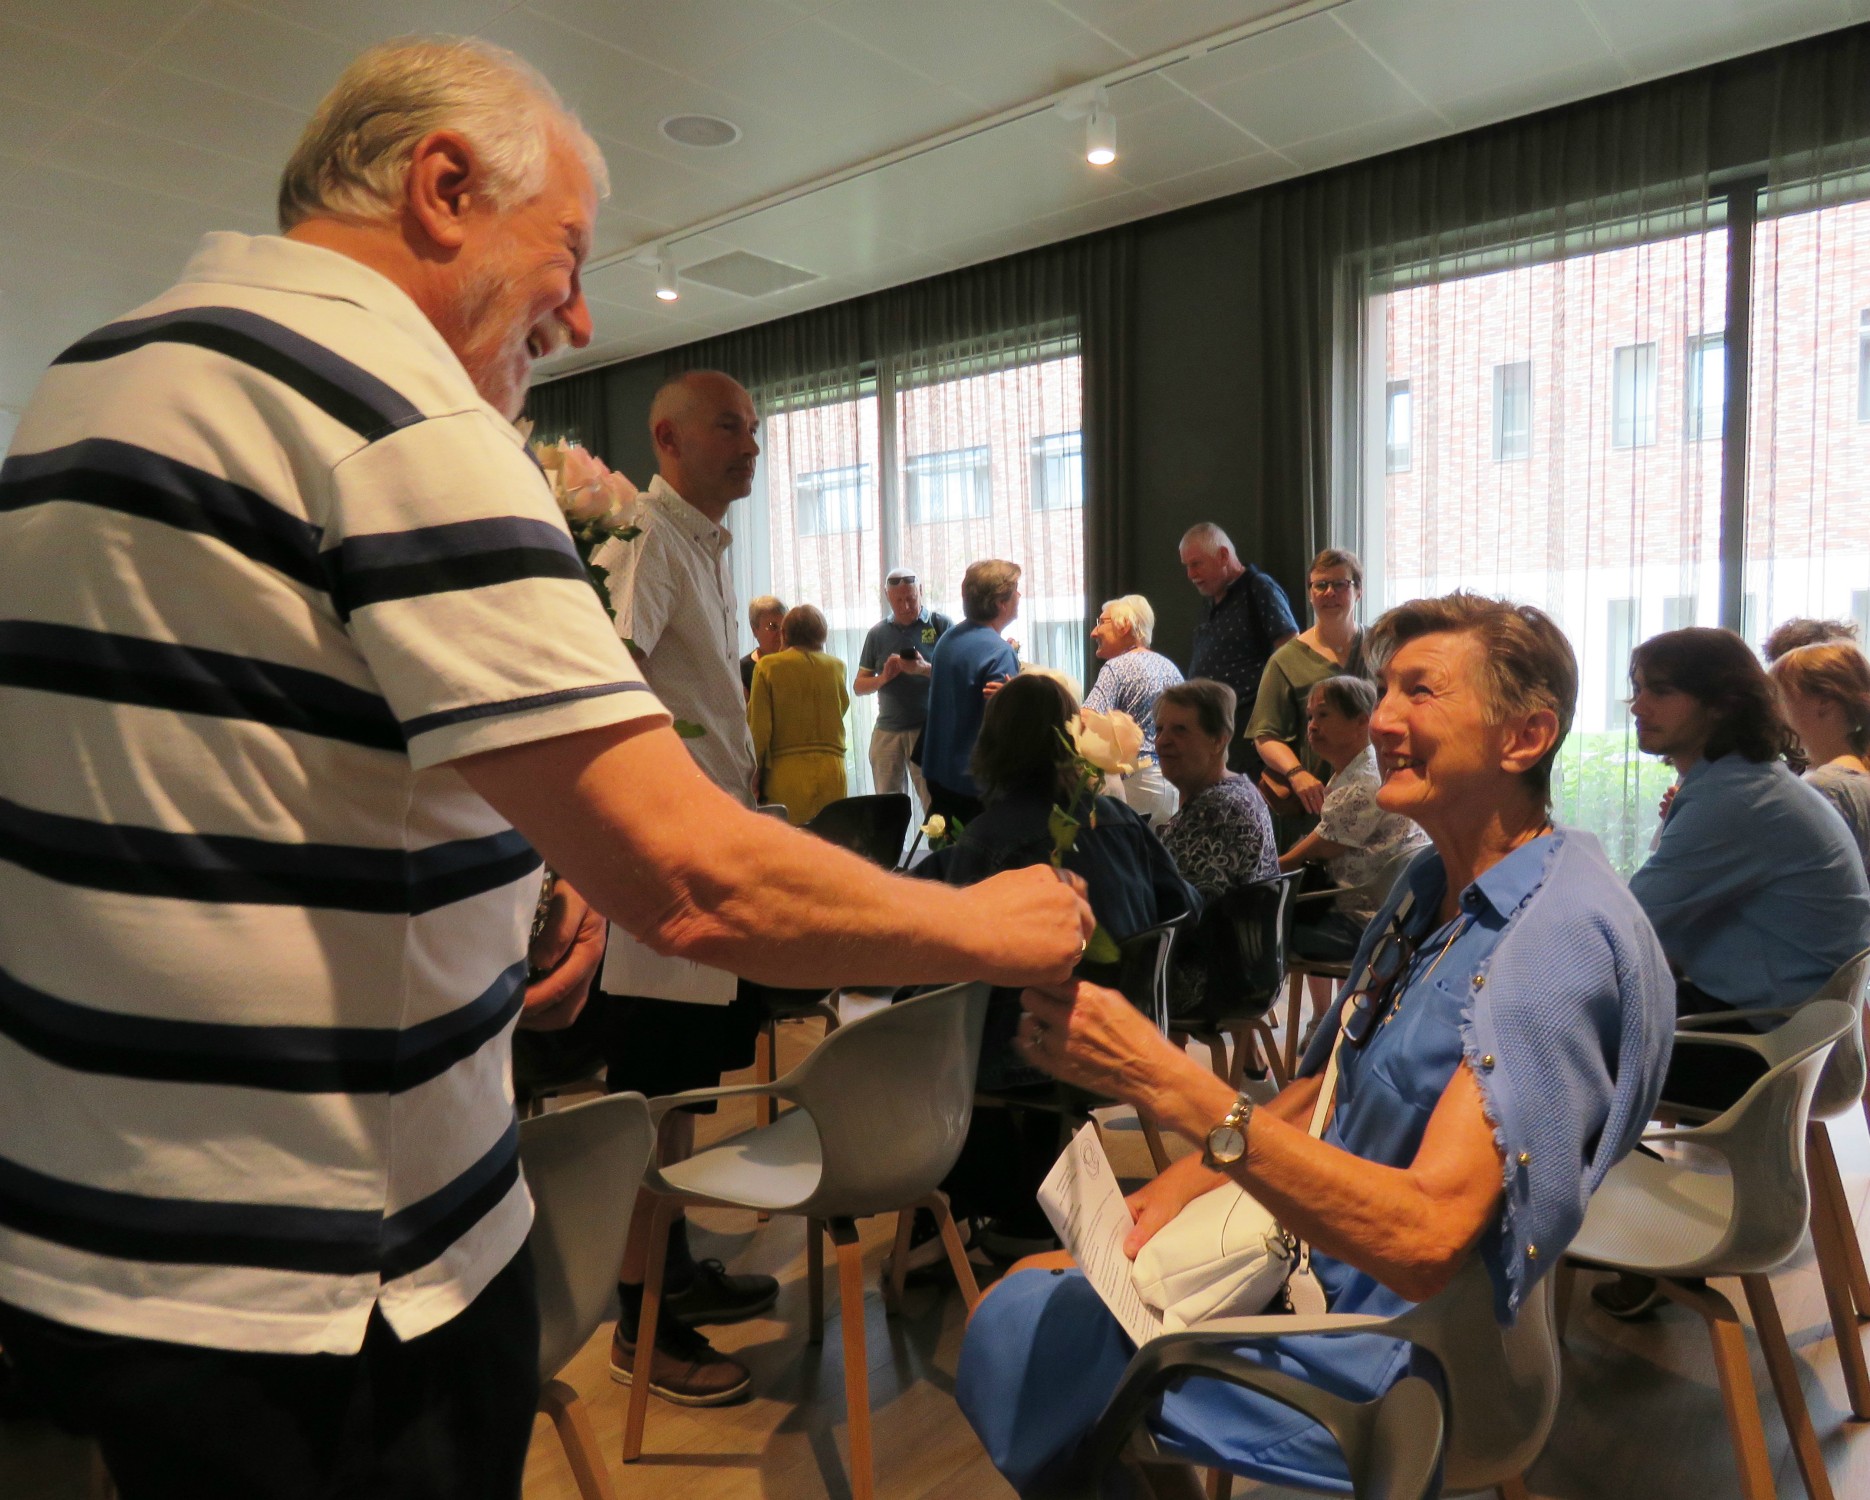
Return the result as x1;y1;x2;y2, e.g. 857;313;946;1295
1559;999;1856;1500
519;1091;656;1500
1039;1255;1552;1500
1672;947;1870;1421
623;981;991;1500
1172;874;1301;1091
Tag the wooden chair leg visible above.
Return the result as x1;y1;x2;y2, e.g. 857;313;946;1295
541;1379;620;1500
1252;1021;1289;1089
1656;1278;1777;1500
830;1218;876;1500
807;1216;826;1343
622;1195;677;1463
1809;1120;1870;1320
1739;1273;1836;1500
1282;972;1305;1079
883;1207;915;1314
1202;1466;1230;1499
1805;1128;1870;1418
1495;1480;1531;1500
1139;1114;1173;1174
926;1191;981;1312
87;1447;117;1500
755;1022;776;1130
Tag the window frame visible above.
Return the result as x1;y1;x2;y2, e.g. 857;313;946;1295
904;443;994;525
793;460;873;538
1029;431;1085;512
1611;340;1660;449
1385;379;1412;473
1491;360;1532;462
1685;332;1725;443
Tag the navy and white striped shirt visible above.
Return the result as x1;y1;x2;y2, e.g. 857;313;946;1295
0;233;666;1354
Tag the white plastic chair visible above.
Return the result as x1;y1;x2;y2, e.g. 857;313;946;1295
519;1091;655;1500
1046;1254;1552;1499
1560;998;1855;1500
1673;948;1870;1420
622;980;992;1500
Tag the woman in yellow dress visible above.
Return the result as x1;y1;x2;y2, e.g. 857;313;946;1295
749;603;851;824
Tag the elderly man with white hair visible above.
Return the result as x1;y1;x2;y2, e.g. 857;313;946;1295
1180;521;1298;772
0;38;1091;1499
1085;593;1184;820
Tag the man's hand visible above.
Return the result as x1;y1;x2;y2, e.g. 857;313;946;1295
904;651;931;678
1123;1154;1231;1258
878;654;906;685
955;869;1096;986
520;879;606;1030
982;675;1010;700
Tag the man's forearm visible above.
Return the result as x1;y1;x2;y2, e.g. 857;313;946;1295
854;669;882;696
456;718;1085;988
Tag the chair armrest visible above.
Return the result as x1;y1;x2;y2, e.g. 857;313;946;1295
1030;1333;1442;1500
645;1079;800;1124
1675;1007;1794;1031
1292;889;1342;907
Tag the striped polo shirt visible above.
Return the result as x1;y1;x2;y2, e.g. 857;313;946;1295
0;233;667;1354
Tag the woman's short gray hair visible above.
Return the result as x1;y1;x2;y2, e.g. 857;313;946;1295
277;37;608;231
1100;594;1155;648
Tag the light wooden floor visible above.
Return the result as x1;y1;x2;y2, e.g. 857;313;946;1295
7;1013;1870;1500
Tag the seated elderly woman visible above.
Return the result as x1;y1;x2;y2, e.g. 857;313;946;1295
1085;593;1185;822
920;671;1198;1245
1152;679;1277;1019
955;593;1675;1495
1279;674;1429;962
1769;640;1870;874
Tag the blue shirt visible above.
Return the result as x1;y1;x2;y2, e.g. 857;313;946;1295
856;611;952;731
1083;648;1184;757
1630;755;1870;1009
922;621;1018;796
1186;565;1298;714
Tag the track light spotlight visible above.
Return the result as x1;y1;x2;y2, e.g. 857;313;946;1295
1086;97;1116;166
655;247;679;302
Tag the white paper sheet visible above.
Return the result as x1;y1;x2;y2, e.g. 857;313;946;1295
1037;1123;1164;1348
598;925;738;1005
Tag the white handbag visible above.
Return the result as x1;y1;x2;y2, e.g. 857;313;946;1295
1131;1014;1346;1331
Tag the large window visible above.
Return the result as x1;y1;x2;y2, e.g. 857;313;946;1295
1612;341;1659;448
1860;309;1870;423
734;337;1088;797
1492;361;1532;461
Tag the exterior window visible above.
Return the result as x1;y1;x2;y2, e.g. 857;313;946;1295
1612;341;1659;448
1741;592;1760;647
1854;589;1870;643
1492;361;1531;461
1685;333;1724;443
1385;380;1412;472
795;462;870;537
1030;432;1083;511
1606;598;1638;725
905;445;992;524
1662;595;1699;631
1859;310;1870;422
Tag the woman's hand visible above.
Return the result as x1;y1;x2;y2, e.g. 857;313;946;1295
1289;768;1327;816
1016;979;1192;1107
1122;1154;1232;1258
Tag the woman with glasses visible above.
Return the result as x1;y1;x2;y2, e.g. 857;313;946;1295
954;593;1675;1497
1246;550;1367;833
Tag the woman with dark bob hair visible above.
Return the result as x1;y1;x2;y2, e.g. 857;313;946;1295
954;593;1674;1496
916;672;1198;1249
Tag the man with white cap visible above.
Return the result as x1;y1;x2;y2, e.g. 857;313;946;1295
855;566;951;813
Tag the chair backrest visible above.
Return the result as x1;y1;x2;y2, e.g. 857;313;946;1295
1808;948;1870;1118
1670;997;1853;1273
1189;872;1300;1021
1388;1255;1560;1494
520;1092;655;1383
805;793;915;867
1080;916;1184;1033
782;980;992;1219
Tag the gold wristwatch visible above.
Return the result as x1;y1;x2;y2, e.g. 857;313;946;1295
1202;1093;1254;1169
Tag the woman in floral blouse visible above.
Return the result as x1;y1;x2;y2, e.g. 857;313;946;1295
1085;593;1184;821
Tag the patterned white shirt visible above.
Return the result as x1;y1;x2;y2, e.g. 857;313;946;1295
1316;746;1430;922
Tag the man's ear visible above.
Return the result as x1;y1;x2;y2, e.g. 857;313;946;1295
1498;706;1561;779
404;130;481;252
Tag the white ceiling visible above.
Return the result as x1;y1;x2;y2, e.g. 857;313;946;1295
1;0;1866;429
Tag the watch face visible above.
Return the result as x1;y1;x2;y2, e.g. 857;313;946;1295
1207;1123;1247;1164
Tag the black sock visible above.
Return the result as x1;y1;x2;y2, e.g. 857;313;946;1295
663;1218;698;1295
617;1280;643;1338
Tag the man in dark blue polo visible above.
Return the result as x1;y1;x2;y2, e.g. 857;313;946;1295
855;566;952;813
1181;522;1297;772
